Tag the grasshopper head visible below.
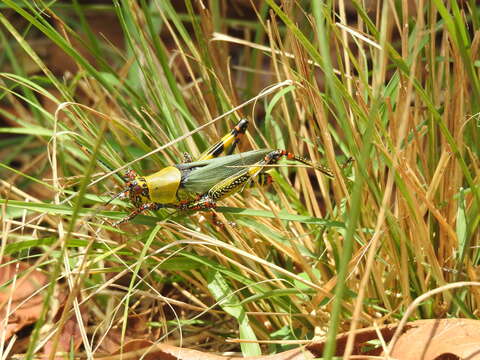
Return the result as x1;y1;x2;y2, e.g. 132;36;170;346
122;169;151;207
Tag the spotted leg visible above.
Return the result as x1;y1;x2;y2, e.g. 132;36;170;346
177;194;217;211
169;150;331;224
113;203;158;226
265;150;334;178
203;149;333;202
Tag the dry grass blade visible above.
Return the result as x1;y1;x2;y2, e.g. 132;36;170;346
0;1;479;359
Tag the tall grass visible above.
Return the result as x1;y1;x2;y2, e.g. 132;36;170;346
0;0;479;359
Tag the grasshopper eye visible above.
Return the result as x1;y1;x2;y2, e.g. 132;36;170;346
132;184;143;195
125;180;141;194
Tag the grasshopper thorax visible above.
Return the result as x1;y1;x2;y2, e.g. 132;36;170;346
122;167;182;206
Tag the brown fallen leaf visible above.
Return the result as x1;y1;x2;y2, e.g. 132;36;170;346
103;324;394;360
101;318;480;360
42;297;89;359
106;339;317;360
388;318;480;360
0;258;48;340
96;313;154;355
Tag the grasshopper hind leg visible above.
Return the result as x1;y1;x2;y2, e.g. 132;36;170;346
197;118;248;161
204;149;334;202
265;150;334;178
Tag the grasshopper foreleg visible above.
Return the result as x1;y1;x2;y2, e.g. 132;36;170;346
113;203;170;226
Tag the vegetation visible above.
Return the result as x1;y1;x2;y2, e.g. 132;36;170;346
0;1;479;359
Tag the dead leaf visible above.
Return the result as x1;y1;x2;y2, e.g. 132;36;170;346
0;258;48;340
106;340;316;360
42;297;89;358
388;318;480;360
100;318;480;360
96;313;152;354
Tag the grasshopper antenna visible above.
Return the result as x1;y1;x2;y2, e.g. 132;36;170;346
104;188;127;208
75;139;130;224
77;188;127;227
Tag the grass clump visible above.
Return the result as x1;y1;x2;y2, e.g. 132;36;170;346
0;1;479;359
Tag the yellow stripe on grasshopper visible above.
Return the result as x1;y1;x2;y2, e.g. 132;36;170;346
197;133;233;161
207;163;265;201
247;164;263;177
197;119;248;161
144;166;182;203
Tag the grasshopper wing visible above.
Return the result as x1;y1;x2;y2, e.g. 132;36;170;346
177;149;271;194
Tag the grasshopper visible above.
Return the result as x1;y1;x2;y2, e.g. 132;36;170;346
111;119;333;225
